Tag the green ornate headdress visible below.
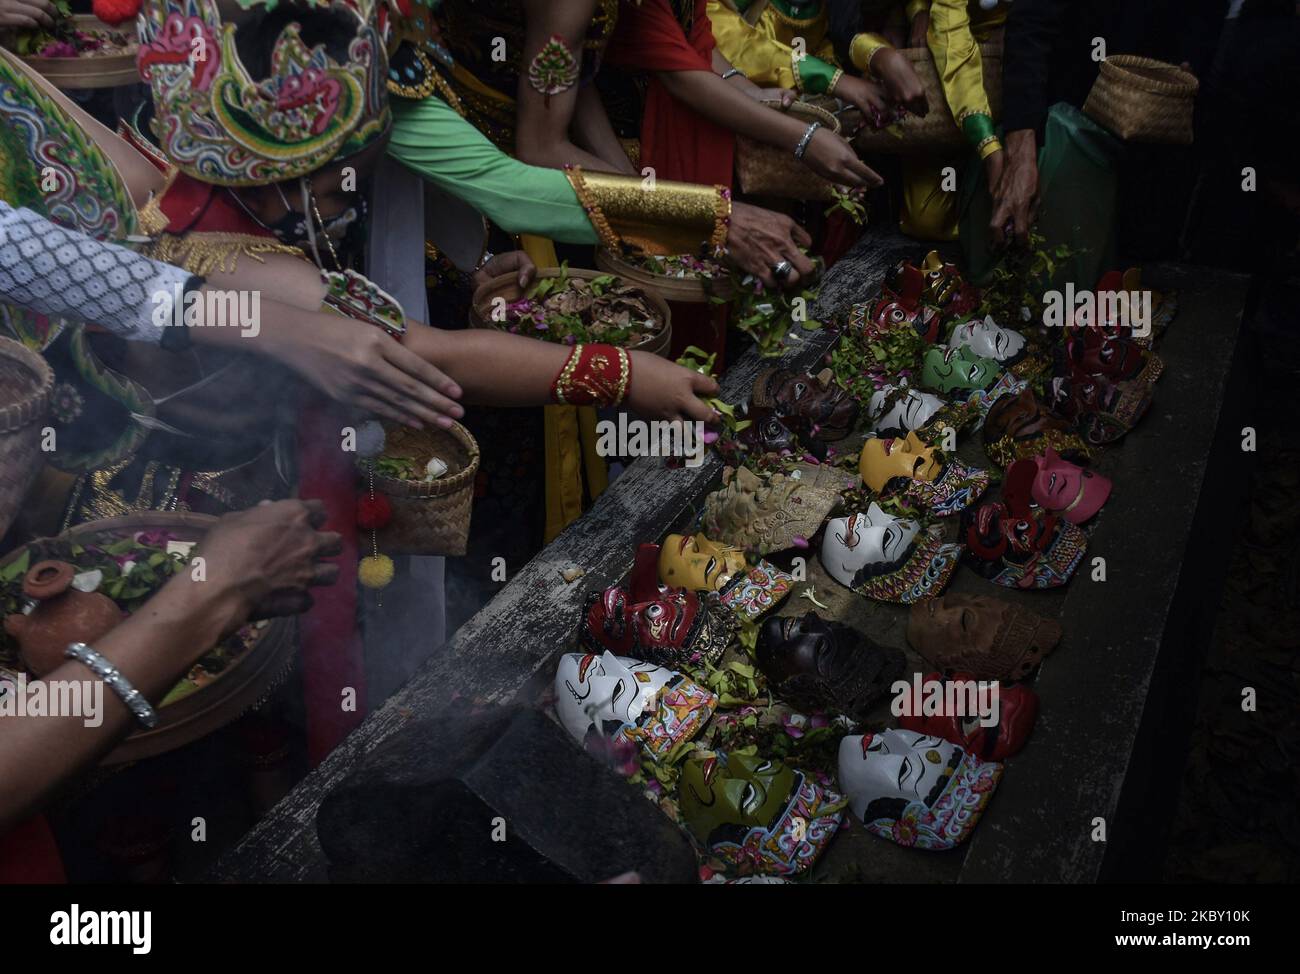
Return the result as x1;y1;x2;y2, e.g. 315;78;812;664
136;0;391;186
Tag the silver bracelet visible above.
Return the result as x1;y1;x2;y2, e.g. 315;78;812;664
65;642;160;729
794;121;822;161
721;67;744;80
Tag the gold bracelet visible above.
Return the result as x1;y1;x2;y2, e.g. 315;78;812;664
613;347;631;405
553;344;584;406
570;170;721;256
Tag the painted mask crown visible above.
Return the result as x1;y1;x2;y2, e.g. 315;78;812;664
137;0;390;186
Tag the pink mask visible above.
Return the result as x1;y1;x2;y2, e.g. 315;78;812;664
1006;448;1111;524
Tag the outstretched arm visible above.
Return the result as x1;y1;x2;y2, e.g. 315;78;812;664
388;96;817;287
401;322;720;423
205;252;718;424
653;66;881;189
0;501;338;832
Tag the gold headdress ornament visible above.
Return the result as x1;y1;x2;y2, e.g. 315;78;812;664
136;0;391;186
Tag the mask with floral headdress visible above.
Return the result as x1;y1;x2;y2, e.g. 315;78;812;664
701;465;846;557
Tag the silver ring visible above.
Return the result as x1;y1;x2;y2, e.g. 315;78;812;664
772;260;793;281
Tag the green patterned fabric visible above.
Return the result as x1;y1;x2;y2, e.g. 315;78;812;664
0;49;153;473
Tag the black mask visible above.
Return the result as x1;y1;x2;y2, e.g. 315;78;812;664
237;180;369;267
756;612;904;722
265;194;368;252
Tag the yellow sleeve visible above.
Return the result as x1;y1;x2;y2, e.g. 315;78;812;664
927;0;1001;158
905;0;930;22
849;31;894;77
706;0;840;93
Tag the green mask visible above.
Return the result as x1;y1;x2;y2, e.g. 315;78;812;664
680;753;794;847
921;345;1000;393
679;751;846;875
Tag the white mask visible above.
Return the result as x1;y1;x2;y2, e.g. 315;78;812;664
837;728;959;822
836;727;1003;850
553;651;716;759
554;651;671;743
868;384;944;433
819;504;920;587
949;315;1026;363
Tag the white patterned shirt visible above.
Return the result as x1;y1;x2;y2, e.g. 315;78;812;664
0;200;194;344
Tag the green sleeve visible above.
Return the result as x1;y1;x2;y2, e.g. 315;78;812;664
387;95;599;245
795;55;840;95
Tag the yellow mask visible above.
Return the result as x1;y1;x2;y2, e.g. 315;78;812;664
658;533;747;592
859;431;942;492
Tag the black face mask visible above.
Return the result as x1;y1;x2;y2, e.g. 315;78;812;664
755;611;905;722
238;179;369;267
270;185;367;242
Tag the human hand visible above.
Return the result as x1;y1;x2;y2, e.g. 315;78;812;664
258;305;464;429
625;351;721;423
725;201;816;289
830;73;892;127
989;129;1039;247
0;0;56;28
192;499;342;627
870;47;928;116
472;250;536;290
801;126;883;191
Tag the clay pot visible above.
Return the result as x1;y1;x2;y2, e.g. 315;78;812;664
3;559;121;676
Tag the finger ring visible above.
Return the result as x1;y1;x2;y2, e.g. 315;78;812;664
772;260;793;281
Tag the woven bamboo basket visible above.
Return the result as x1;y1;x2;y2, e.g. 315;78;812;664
594;249;736;304
20;16;140;90
369;422;479;556
737;100;842;200
470;267;672;357
0;337;54;537
852;42;1003;155
0;512;297;764
1083;55;1198;145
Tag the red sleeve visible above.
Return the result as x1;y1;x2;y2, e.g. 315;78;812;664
605;0;713;72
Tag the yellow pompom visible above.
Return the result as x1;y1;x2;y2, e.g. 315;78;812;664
358;554;395;589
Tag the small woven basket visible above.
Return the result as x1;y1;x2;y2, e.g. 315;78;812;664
370;422;480;556
0;337;54;536
737;100;842;201
1083;55;1198;145
853;42;1003;155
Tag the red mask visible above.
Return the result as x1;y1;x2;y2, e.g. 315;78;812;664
1064;327;1148;382
966;500;1056;564
891;254;982;319
963;499;1087;589
850;266;942;344
580;544;733;668
1046;367;1152;445
897;671;1039;760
